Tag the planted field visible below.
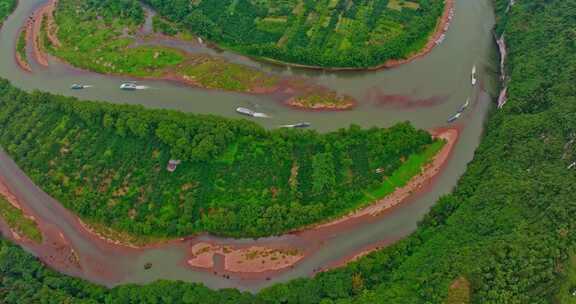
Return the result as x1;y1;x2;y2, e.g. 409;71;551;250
145;0;446;67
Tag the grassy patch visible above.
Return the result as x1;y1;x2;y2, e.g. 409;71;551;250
0;195;42;243
291;91;354;109
49;0;279;91
217;142;239;165
387;0;421;11
361;139;445;203
16;28;28;63
50;0;183;77
181;58;278;91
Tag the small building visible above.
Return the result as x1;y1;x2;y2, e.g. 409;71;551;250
167;159;181;172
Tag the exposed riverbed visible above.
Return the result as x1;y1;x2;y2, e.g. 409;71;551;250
0;0;497;292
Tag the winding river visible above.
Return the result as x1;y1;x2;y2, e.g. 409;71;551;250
0;0;497;292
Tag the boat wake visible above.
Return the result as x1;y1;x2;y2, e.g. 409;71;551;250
252;112;270;118
135;85;150;90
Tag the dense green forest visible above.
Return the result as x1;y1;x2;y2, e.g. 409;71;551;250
143;0;446;68
0;0;16;26
0;80;434;239
2;0;576;303
47;0;353;108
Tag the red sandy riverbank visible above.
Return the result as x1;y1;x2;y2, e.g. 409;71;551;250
188;242;304;274
0;125;458;284
0;176;81;273
298;127;458;233
182;128;459;276
0;180;38;243
27;0;58;67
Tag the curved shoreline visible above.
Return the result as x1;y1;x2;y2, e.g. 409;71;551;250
19;0;455;111
15;27;31;72
0;0;499;291
21;0;358;111
300;128;458;232
0;128;458;281
237;0;455;72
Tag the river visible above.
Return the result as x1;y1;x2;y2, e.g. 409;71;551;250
0;0;497;292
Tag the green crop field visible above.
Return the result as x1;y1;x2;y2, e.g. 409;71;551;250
144;0;446;68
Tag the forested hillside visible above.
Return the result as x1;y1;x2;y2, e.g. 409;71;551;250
2;0;576;303
144;0;446;68
0;81;434;239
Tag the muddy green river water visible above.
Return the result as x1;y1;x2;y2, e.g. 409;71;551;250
0;0;497;291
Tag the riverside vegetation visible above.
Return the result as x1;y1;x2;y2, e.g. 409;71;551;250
0;195;42;243
0;0;15;26
0;80;437;240
43;0;354;109
143;0;445;68
2;0;576;302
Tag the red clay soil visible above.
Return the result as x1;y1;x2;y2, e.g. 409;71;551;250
15;52;32;72
0;182;38;243
24;0;60;68
188;242;304;274
0;177;81;273
44;0;61;48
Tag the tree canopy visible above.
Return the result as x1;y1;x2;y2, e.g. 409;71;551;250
0;80;434;239
143;0;446;68
2;0;576;302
